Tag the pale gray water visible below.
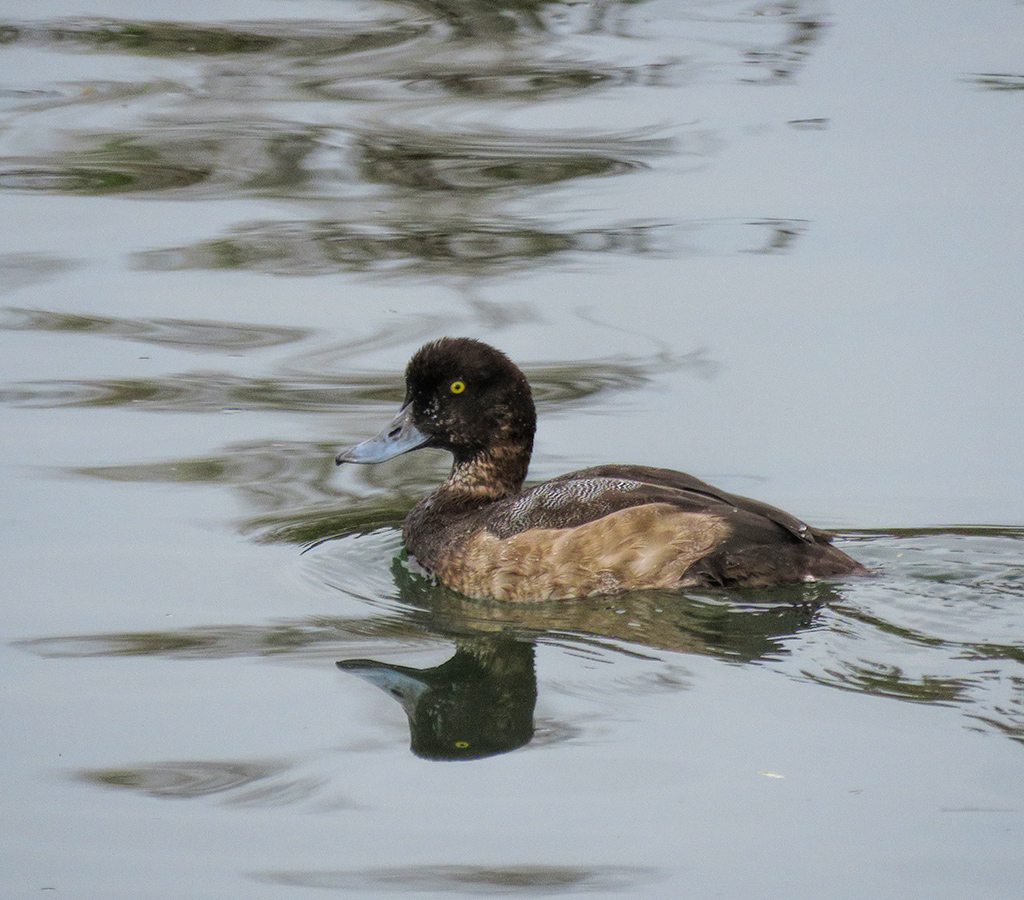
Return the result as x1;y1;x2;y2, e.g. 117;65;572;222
2;1;1023;897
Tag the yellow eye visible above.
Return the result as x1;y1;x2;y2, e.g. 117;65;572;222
449;380;465;394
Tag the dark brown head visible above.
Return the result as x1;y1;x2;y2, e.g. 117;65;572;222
336;338;536;478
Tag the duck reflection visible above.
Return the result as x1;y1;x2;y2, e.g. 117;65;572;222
338;636;536;760
335;557;834;760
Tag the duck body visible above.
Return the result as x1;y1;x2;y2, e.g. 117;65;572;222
337;338;865;601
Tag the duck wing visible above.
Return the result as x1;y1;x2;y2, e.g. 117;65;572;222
569;465;822;544
484;465;822;546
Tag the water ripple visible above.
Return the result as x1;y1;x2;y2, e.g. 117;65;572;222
18;610;432;663
134;217;806;278
0;253;82;294
307;58;689;103
779;530;1024;743
0;121;678;200
0;17;426;59
0;347;712;412
0;307;311;352
255;864;663;893
353;124;673;192
0;372;394;412
0;125;314;197
970;73;1024;91
0;156;209;194
78;759;325;806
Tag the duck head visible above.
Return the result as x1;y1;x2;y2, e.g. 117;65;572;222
336;338;537;476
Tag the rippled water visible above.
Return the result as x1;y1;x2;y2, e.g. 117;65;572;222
2;1;1023;898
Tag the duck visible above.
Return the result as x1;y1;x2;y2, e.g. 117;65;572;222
336;337;866;601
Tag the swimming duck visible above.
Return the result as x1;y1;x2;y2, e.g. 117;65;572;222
336;338;865;600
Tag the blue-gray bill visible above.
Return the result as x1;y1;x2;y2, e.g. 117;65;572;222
335;403;431;465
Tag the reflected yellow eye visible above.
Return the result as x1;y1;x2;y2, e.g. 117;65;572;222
449;380;466;394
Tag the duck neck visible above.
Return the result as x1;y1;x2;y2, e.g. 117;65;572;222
439;442;531;505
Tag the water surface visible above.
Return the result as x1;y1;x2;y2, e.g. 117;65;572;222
2;1;1023;897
